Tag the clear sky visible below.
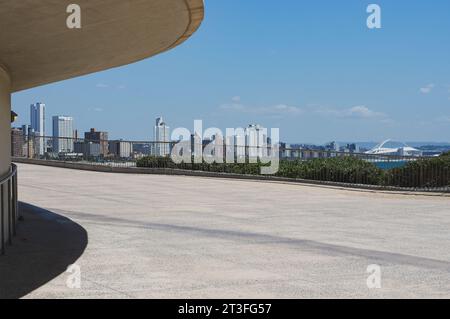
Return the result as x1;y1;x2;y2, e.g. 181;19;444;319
11;0;450;144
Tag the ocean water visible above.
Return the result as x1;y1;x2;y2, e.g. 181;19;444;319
373;161;408;170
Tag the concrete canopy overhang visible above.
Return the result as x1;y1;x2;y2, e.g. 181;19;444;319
0;0;204;92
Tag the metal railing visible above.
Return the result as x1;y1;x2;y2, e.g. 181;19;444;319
0;164;18;255
11;134;423;163
11;135;450;192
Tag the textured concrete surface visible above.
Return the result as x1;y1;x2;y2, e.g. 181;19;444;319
0;0;204;91
12;163;450;298
0;65;10;175
0;202;87;299
0;66;11;250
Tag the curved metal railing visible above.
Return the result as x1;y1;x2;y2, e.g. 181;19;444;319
0;163;18;255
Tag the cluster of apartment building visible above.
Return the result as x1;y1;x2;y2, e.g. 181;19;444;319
11;102;134;159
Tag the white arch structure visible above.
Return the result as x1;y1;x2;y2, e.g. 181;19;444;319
366;139;422;157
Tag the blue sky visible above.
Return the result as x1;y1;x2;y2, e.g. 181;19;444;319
11;0;450;143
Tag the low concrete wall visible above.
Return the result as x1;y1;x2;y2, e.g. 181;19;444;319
13;157;450;195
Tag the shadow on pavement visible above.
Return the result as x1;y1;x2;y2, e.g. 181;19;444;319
0;202;88;299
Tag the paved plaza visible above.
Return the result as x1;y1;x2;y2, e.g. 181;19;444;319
2;163;449;298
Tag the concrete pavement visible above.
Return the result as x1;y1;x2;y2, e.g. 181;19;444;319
10;163;450;298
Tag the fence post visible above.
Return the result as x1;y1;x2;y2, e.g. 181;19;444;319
1;184;4;255
7;179;12;245
12;171;17;235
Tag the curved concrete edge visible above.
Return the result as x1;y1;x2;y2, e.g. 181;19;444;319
10;0;205;92
166;0;205;51
13;158;450;197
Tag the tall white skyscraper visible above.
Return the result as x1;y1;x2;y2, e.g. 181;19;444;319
153;117;170;156
52;116;74;154
246;124;267;158
30;102;45;155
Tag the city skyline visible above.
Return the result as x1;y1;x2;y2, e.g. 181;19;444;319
13;103;450;148
16;107;445;159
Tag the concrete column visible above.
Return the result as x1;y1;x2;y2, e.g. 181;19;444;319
0;65;11;177
0;65;11;248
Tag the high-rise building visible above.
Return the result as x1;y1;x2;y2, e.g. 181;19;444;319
246;124;267;158
74;141;101;158
280;142;293;159
325;141;340;152
20;124;36;158
20;124;33;157
21;124;32;137
232;130;246;160
52;116;74;153
11;128;24;157
109;140;133;158
153;117;170;157
30;102;45;155
341;143;360;154
85;128;109;157
190;133;202;158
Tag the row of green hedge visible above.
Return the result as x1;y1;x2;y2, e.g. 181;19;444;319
384;154;450;188
136;153;450;188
